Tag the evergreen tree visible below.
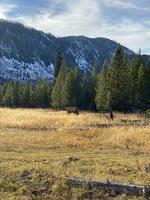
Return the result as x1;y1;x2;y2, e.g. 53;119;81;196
13;80;20;107
128;55;143;108
2;83;8;97
49;83;53;106
95;61;109;110
92;62;98;84
62;67;80;107
42;80;50;107
3;83;14;107
54;51;63;81
89;62;98;110
79;63;98;110
80;71;91;109
21;81;31;107
108;46;129;111
144;59;150;106
51;61;67;108
122;51;130;108
0;85;3;106
34;81;43;107
34;80;50;107
30;86;36;108
135;63;146;108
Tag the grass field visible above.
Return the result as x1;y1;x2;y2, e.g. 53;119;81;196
0;108;150;199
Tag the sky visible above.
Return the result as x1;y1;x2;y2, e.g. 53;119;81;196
0;0;150;54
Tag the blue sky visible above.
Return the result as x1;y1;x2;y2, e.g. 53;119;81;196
0;0;150;54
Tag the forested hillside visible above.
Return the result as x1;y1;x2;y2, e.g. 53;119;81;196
0;20;135;83
0;47;150;111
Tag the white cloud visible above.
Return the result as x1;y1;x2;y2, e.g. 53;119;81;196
105;0;150;11
17;0;103;36
0;0;149;54
106;20;150;53
0;3;16;19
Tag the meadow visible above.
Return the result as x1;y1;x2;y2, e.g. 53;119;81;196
0;108;150;200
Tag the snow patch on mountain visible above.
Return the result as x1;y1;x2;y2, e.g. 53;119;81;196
75;58;89;70
0;57;53;82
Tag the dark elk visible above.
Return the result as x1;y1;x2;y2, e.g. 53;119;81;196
67;107;79;115
110;110;114;120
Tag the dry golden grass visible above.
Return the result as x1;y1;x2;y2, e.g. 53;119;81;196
0;108;149;151
0;108;150;199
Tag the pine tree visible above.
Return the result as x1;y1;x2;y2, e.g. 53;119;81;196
49;84;53;107
108;46;129;111
51;61;67;108
30;86;36;108
3;83;14;107
89;62;98;110
62;67;80;107
95;61;109;110
0;85;3;106
42;80;50;107
54;51;63;81
13;80;20;107
34;80;50;107
21;81;31;107
128;55;143;108
144;59;150;106
79;63;99;110
135;63;146;108
34;81;43;107
122;51;130;108
2;83;8;97
80;71;91;109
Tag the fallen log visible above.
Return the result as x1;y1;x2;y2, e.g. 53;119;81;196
64;178;150;198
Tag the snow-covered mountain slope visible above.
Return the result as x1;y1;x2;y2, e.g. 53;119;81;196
0;57;54;83
58;36;134;70
0;20;137;82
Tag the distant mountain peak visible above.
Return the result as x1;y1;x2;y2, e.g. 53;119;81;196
0;20;140;83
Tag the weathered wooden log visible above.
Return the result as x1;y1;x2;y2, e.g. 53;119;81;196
143;186;150;198
64;178;150;198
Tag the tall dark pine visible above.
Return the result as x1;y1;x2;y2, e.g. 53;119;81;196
51;61;67;108
108;46;129;111
62;67;80;107
21;81;31;107
80;71;91;109
144;59;150;106
13;80;20;107
34;80;50;108
135;63;146;109
95;61;109;110
128;55;143;108
3;83;14;107
54;51;63;81
89;63;98;110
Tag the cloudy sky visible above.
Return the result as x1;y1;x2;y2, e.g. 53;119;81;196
0;0;150;54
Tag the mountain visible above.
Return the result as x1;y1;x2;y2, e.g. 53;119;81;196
0;19;141;83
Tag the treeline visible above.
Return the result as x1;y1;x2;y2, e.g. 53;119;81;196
95;47;150;111
0;80;51;108
0;47;150;111
52;48;150;111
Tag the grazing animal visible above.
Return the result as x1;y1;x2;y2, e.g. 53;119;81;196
67;107;79;115
110;110;114;120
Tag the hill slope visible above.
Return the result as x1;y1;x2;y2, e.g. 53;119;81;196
0;20;135;82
